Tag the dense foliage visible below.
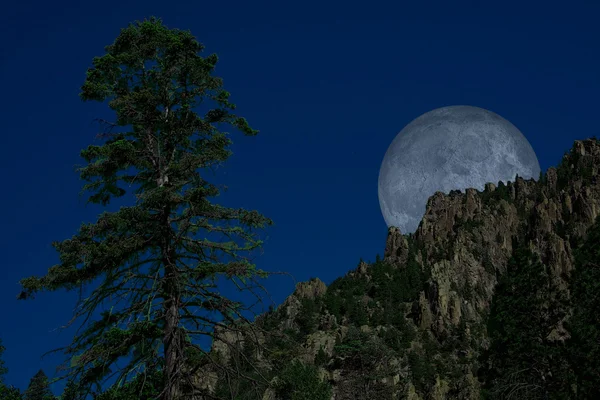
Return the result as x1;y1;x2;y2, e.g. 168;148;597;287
478;239;572;399
478;215;600;399
272;360;332;400
565;214;600;398
23;370;55;400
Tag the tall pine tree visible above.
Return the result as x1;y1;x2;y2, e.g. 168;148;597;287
24;370;55;400
18;17;275;400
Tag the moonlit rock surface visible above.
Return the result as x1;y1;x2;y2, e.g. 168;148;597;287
378;105;540;234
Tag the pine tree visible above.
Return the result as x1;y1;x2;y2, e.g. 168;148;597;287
0;382;23;400
58;381;77;400
24;370;55;400
479;239;572;399
273;360;332;400
18;17;275;400
567;215;600;399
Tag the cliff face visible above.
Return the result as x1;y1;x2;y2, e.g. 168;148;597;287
411;138;599;338
203;138;600;400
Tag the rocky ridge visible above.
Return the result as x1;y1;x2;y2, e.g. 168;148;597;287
201;138;600;400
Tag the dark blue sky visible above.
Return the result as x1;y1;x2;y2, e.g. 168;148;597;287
1;0;599;394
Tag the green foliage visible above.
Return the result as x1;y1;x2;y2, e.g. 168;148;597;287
397;253;424;303
24;370;55;400
323;274;369;322
323;289;342;321
333;326;368;360
441;319;471;366
272;360;332;400
380;321;414;352
390;305;416;346
323;246;424;331
538;170;547;184
333;326;396;375
261;328;302;373
348;299;368;327
556;156;572;191
17;16;274;398
478;239;573;399
0;385;23;400
497;181;511;201
94;368;163;400
296;298;321;336
565;215;600;398
554;148;595;191
370;245;423;305
58;381;83;400
407;351;436;393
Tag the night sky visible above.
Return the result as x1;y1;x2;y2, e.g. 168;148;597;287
1;0;599;394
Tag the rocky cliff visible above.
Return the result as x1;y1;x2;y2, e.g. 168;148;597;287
200;138;600;400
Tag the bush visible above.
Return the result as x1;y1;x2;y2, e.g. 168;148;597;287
297;298;320;335
273;360;332;400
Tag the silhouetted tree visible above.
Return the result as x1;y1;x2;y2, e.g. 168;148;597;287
24;370;55;400
58;381;82;400
18;16;278;400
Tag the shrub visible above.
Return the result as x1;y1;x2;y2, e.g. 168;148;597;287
273;360;332;400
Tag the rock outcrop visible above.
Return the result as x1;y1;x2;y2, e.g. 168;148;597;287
202;138;600;400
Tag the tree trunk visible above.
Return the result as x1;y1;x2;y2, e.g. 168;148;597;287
163;292;181;400
162;203;182;400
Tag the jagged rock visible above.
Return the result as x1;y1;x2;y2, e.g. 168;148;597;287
281;295;302;330
331;369;343;383
384;226;409;264
262;379;278;400
414;291;433;330
299;330;336;364
210;325;245;365
294;277;327;300
272;278;329;331
190;370;219;396
319;312;337;331
431;376;450;400
406;382;423;400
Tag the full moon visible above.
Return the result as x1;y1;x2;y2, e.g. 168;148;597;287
378;105;540;234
